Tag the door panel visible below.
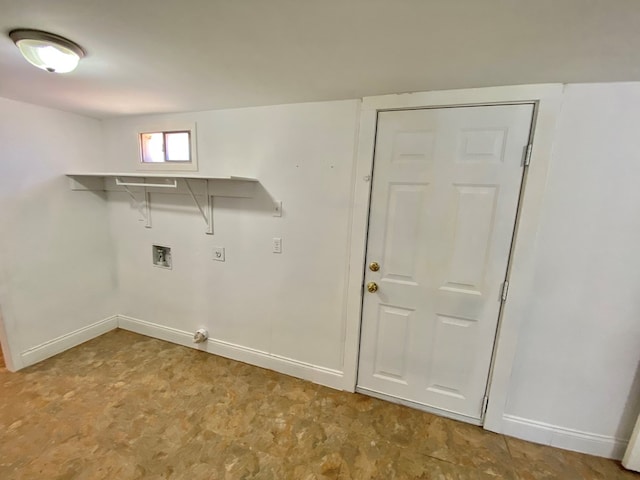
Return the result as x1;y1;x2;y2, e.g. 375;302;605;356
372;304;413;383
358;104;534;420
382;184;429;284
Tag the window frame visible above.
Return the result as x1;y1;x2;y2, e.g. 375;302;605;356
136;122;198;172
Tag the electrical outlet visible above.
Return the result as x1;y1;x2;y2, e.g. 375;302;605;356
213;246;225;262
272;237;282;254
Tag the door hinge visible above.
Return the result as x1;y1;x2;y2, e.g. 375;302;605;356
501;281;510;302
524;143;533;166
482;395;489;416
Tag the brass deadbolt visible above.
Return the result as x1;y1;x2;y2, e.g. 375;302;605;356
369;261;380;272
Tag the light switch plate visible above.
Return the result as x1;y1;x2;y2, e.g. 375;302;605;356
273;200;282;217
213;246;225;262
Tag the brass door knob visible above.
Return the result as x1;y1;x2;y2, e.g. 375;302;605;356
367;282;378;293
369;261;380;272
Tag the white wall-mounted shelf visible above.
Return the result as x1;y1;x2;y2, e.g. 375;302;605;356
66;173;258;234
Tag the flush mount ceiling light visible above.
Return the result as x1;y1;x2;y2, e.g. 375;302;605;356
8;29;85;73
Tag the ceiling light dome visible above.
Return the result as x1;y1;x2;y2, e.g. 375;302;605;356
9;29;85;73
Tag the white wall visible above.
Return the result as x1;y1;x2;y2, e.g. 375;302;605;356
502;83;640;458
0;98;117;370
101;100;360;385
5;84;639;459
99;88;640;457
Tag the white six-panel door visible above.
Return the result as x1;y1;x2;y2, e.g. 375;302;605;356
357;104;534;421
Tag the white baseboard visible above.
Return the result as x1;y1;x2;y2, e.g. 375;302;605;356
502;414;629;460
12;314;631;462
20;315;119;368
15;314;345;391
117;315;345;390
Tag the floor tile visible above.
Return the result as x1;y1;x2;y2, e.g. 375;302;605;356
0;329;638;480
507;436;638;480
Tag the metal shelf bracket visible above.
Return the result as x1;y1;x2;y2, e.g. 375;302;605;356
185;179;214;234
119;183;152;228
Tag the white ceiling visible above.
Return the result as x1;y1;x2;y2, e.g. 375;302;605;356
1;0;639;118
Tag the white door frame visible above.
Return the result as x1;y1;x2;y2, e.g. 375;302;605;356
623;414;640;471
342;84;564;433
0;298;20;372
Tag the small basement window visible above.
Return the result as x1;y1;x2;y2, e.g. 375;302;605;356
137;124;198;171
140;131;190;163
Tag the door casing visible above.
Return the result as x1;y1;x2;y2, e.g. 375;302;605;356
341;84;564;434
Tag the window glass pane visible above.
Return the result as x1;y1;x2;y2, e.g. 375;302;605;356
165;132;190;162
140;133;164;163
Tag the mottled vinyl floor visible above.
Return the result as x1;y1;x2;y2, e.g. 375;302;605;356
1;330;638;480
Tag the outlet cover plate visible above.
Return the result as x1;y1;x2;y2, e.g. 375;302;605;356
213;246;225;262
272;237;282;254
